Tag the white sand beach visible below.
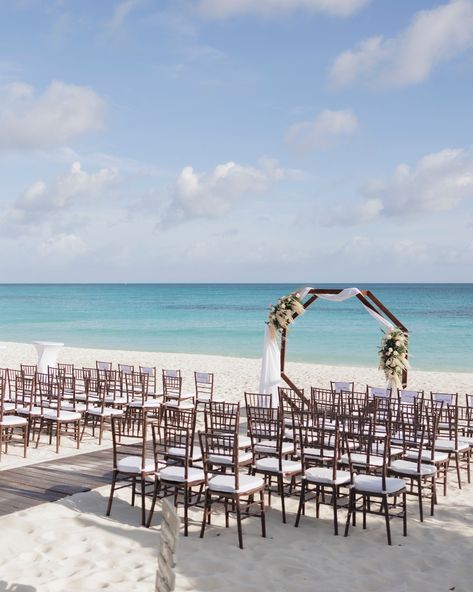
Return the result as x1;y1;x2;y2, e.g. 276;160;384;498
0;341;472;592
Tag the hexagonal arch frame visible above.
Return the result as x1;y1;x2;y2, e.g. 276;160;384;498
279;288;409;400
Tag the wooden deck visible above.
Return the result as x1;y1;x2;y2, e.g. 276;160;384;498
0;448;113;517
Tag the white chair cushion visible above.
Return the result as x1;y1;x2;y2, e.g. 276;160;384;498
1;402;16;412
404;449;449;463
208;451;253;466
167;446;202;462
16;406;42;417
238;435;251;449
354;474;406;495
129;400;161;408
340;453;384;468
254;440;294;455
305;467;351;486
159;465;205;484
255;457;301;475
61;402;87;412
165;399;195;409
117;455;155;474
303;447;335;459
389;459;437;477
0;415;28;427
209;474;264;494
87;407;123;417
435;439;470;452
43;409;81;421
105;396;128;404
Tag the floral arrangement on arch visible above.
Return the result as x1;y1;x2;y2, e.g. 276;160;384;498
379;329;409;387
267;292;305;339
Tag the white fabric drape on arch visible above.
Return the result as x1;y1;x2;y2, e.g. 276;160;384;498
258;287;395;396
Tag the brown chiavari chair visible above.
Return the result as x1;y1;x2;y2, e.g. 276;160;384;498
0;375;28;460
106;413;155;526
433;401;471;489
0;368;15;412
20;364;37;377
195;371;223;410
15;373;42;442
295;415;351;535
204;401;252;456
125;372;160;432
344;425;407;546
96;360;112;374
244;392;273;409
163;374;194;409
57;363;74;377
160;405;200;465
250;406;301;523
34;372;81;453
389;414;437;521
199;431;266;549
148;419;205;535
310;387;336;416
139;366;157;397
81;373;124;444
102;369;128;410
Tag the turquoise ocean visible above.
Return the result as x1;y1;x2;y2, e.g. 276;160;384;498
0;284;471;373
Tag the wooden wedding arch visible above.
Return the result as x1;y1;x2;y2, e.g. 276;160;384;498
280;288;409;397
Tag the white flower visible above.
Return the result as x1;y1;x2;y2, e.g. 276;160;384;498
395;340;401;346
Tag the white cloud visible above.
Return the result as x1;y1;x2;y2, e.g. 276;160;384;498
0;80;105;150
163;158;291;223
39;233;87;259
286;109;359;151
16;161;118;214
329;0;473;88
197;0;370;20
109;0;143;30
328;147;473;225
370;148;473;216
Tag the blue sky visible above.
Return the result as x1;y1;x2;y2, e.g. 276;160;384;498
1;0;473;282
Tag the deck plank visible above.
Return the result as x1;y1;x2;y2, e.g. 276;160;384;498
0;447;113;516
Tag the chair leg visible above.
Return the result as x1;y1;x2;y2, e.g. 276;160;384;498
35;418;44;449
383;496;392;546
417;477;424;522
278;475;286;523
140;477;146;526
294;479;306;527
344;488;354;537
80;415;88;442
235;497;243;549
184;486;189;536
332;486;339;536
106;470;118;516
455;453;462;489
200;490;211;539
259;489;266;538
403;491;407;537
146;480;160;528
23;424;29;458
431;476;436;516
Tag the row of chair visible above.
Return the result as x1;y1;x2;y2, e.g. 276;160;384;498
106;387;473;548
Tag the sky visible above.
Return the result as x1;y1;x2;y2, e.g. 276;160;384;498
0;0;473;283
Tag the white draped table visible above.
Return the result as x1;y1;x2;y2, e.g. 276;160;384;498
33;341;64;374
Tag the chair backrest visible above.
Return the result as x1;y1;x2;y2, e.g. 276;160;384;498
139;366;157;393
367;386;392;400
163;368;181;378
398;389;423;405
195;371;214;399
58;363;74;377
299;413;341;480
123;372;149;403
110;414;152;474
163;375;182;401
199;431;241;488
331;381;354;395
20;364;37;377
244;392;272;408
247;405;282;445
119;364;134;375
431;392;457;407
204;401;240;434
0;376;6;422
96;360;112;371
